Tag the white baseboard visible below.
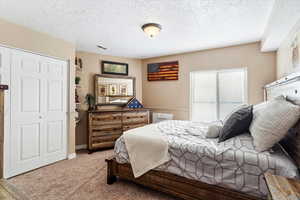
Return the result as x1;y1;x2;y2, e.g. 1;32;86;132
76;144;87;150
68;153;76;160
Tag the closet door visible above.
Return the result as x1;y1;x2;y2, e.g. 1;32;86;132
42;57;67;165
8;50;67;177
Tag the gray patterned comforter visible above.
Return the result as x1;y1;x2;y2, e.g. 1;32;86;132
114;120;299;198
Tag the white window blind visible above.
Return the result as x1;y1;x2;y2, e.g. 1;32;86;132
190;68;247;122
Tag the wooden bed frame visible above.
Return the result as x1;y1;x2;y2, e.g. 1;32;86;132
105;75;300;200
106;157;261;200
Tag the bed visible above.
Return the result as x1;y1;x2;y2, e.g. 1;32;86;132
106;75;300;200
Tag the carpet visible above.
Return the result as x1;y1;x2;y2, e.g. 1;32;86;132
8;150;177;200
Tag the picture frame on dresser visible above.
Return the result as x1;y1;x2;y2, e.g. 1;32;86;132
94;74;135;107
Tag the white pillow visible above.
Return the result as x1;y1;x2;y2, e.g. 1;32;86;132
250;96;284;130
205;125;222;138
250;96;300;152
286;95;300;105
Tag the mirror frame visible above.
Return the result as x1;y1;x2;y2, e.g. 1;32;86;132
94;74;136;106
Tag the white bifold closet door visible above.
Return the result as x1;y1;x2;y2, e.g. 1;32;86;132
2;47;68;178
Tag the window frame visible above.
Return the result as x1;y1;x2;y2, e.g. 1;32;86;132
189;68;248;121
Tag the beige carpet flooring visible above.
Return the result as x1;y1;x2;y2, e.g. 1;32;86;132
8;150;177;200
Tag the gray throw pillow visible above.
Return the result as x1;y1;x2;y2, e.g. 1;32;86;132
218;105;253;142
222;104;249;124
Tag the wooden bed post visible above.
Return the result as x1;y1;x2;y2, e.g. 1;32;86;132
105;157;117;184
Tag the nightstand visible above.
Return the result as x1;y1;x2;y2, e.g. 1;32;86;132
264;173;300;200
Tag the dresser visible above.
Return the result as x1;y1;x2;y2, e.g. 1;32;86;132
88;108;151;152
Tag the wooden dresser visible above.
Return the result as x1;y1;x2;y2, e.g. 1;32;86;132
88;108;151;152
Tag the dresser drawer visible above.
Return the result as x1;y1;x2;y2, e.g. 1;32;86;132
91;129;122;137
92;134;121;143
90;113;122;126
122;112;148;124
91;124;122;131
122;111;148;119
123;123;148;131
122;117;148;125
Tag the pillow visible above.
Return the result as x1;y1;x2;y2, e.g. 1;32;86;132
205;124;222;138
286;95;300;105
222;104;249;124
250;96;285;134
218;105;253;142
250;97;300;152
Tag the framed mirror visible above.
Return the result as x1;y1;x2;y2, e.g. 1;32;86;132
95;74;135;106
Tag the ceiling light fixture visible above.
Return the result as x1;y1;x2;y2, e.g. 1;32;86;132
97;45;107;50
142;23;162;38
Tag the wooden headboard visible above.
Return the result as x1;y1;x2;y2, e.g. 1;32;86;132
264;74;300;168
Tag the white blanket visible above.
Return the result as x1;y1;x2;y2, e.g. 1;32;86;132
123;124;170;178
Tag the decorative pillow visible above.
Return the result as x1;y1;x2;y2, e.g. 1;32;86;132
250;97;300;152
205;124;222;138
222;104;249;124
218;105;253;142
250;96;285;135
286;95;300;105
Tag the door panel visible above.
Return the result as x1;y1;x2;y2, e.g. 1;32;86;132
21;58;40;73
21;78;41;112
47;80;63;111
6;49;68;178
20;123;41;160
47;62;63;76
47;121;63;154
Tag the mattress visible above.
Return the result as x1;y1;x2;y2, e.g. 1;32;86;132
114;120;299;198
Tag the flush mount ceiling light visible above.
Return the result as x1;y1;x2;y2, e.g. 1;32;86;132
142;23;162;38
97;45;107;50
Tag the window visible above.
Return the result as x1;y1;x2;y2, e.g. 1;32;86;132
190;68;247;122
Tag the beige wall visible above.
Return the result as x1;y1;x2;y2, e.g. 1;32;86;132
75;51;142;146
277;20;300;78
142;42;276;120
0;18;76;155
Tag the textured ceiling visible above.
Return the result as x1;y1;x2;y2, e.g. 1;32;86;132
0;0;276;58
261;0;300;51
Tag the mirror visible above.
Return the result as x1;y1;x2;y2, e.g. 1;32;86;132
95;74;135;106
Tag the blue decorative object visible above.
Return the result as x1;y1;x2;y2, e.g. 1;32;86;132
126;97;143;108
